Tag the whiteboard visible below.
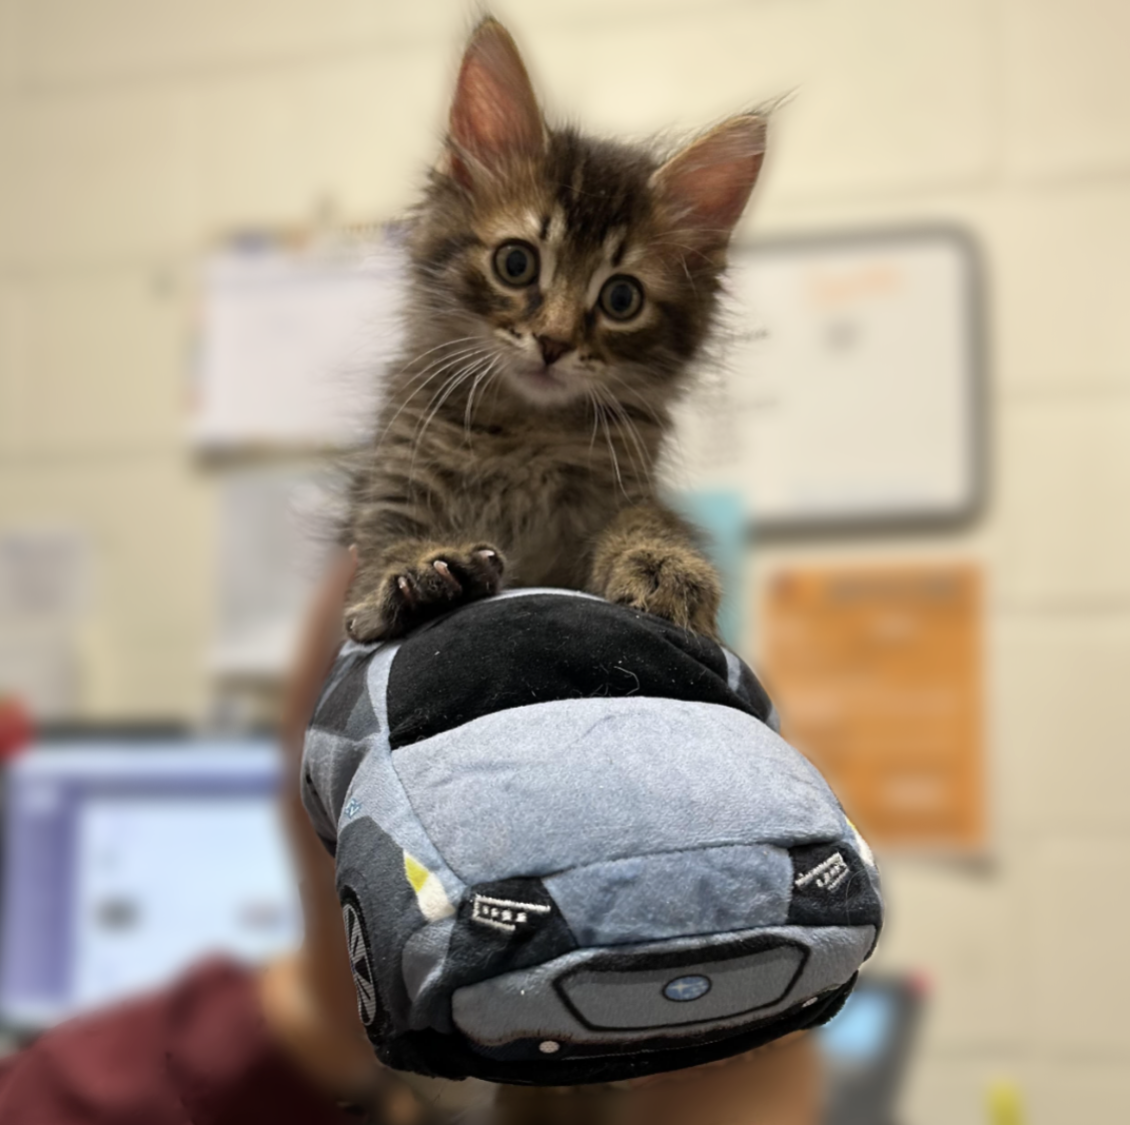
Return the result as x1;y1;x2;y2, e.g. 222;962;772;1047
192;227;981;529
190;235;401;449
671;229;982;530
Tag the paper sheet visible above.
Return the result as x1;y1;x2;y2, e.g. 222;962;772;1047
191;234;403;449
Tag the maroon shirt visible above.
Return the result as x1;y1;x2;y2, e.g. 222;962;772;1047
0;959;358;1124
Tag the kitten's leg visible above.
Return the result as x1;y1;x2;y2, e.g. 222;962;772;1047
345;540;505;642
588;504;721;639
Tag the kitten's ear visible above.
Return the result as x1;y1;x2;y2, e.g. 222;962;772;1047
445;18;544;188
651;115;767;246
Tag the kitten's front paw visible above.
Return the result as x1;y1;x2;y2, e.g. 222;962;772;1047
345;545;505;642
599;545;721;640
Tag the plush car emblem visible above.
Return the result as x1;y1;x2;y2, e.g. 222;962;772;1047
663;974;712;1002
342;902;377;1025
471;893;551;934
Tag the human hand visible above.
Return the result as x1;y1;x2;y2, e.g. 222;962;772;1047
264;547;396;1105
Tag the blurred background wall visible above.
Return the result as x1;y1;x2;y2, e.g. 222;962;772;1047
1;2;1127;1121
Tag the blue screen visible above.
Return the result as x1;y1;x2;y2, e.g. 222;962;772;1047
818;988;895;1064
0;739;301;1026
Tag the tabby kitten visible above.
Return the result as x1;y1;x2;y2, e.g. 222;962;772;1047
344;18;765;642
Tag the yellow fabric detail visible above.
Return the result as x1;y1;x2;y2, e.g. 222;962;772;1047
404;852;430;893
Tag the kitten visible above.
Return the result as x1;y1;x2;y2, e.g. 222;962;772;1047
343;17;765;643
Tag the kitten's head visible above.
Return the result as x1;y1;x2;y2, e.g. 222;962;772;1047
407;18;766;412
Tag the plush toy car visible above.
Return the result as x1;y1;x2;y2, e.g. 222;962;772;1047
302;589;882;1085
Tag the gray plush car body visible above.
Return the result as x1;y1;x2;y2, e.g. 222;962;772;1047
302;589;882;1085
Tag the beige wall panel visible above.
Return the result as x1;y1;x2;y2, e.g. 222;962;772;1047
1027;1061;1130;1124
0;1;19;91
992;185;1130;391
191;44;442;234
290;49;448;225
994;614;1130;836
899;1056;1007;1125
751;185;989;240
190;71;322;234
0;279;24;458
14;0;460;88
1004;0;1130;179
15;267;188;456
0;100;16;264
903;1059;1125;1125
9;88;198;266
0;457;214;645
996;397;1130;604
521;0;994;202
1028;838;1130;1054
870;859;1027;1052
80;634;208;720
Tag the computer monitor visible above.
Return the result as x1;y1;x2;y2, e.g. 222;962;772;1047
818;973;924;1125
0;731;302;1029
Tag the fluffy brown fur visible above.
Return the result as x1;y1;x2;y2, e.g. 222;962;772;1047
343;18;765;642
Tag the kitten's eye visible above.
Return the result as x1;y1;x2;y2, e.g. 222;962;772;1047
598;275;644;321
493;241;539;287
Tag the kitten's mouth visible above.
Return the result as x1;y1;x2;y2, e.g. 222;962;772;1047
506;361;581;406
526;365;564;388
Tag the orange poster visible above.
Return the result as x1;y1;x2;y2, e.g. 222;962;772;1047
760;564;985;850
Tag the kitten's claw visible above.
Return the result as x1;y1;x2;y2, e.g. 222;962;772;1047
432;559;462;594
474;548;504;578
345;543;506;642
396;575;417;608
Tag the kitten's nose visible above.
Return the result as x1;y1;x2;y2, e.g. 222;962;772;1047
536;336;574;366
